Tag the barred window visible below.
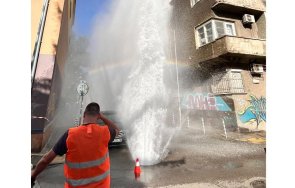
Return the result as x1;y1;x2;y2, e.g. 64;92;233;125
211;69;245;94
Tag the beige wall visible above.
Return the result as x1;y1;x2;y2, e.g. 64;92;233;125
31;0;76;78
31;0;75;152
40;0;65;55
171;0;266;132
31;0;43;54
256;13;266;39
55;0;70;75
171;0;266;67
234;20;259;39
212;0;265;12
46;0;71;122
31;0;75;57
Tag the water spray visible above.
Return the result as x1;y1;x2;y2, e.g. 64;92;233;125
187;116;190;128
89;0;174;165
222;118;228;139
201;117;206;135
173;30;182;130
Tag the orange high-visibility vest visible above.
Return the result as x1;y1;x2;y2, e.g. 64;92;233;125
64;124;111;188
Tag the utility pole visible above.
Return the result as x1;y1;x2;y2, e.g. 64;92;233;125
76;80;89;125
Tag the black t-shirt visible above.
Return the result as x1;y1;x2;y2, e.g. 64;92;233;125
53;125;116;156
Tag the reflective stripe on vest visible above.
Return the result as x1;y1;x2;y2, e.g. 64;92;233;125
66;169;110;187
65;152;109;169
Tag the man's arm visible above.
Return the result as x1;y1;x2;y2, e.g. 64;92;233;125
99;113;120;136
31;130;68;185
31;149;56;181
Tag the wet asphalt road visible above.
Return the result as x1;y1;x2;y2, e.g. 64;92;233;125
33;125;266;188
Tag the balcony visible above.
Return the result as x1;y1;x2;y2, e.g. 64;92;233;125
212;0;265;16
196;36;266;64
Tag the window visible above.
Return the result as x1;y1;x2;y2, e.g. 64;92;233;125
190;0;200;7
205;22;213;43
211;69;245;94
225;24;234;35
195;20;236;47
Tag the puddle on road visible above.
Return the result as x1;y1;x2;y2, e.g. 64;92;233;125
223;159;265;170
244;159;265;169
156;158;186;168
250;179;266;188
223;161;243;169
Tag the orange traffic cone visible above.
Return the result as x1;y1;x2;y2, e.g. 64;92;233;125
134;158;141;179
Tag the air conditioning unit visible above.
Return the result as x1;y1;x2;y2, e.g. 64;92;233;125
242;14;255;24
251;64;264;73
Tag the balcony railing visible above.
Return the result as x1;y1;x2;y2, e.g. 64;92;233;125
212;0;265;16
196;36;266;63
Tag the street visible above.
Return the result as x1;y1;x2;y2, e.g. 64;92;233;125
33;124;265;188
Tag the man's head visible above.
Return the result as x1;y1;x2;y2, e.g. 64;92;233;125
84;102;100;117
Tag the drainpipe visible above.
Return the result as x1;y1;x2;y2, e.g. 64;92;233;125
31;0;50;88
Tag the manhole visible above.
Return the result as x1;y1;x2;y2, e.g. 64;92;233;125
250;179;266;188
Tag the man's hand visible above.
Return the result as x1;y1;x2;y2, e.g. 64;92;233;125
31;149;57;184
98;113;120;136
97;113;102;120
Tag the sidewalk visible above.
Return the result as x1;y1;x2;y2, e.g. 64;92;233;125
219;129;266;144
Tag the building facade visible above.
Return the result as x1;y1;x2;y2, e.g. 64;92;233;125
170;0;266;132
31;0;76;152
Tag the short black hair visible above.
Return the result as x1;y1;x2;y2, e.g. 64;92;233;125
84;102;100;116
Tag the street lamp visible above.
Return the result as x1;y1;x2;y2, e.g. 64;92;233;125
76;80;89;125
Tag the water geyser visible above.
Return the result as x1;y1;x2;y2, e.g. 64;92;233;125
88;0;175;166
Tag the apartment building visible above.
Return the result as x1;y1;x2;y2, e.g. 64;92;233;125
31;0;76;152
170;0;266;132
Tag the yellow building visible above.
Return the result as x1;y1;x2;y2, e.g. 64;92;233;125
31;0;76;152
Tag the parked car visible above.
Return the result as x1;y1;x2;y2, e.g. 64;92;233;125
97;111;127;147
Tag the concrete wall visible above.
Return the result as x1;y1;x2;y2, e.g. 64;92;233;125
212;0;265;12
171;0;266;67
171;0;266;132
256;13;266;39
180;67;266;131
234;70;266;131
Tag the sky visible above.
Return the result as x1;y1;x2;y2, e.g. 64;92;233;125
73;0;110;37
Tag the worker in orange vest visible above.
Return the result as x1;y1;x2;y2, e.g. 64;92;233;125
31;102;120;187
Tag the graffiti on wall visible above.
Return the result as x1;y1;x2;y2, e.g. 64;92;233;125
181;93;232;111
238;95;266;128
